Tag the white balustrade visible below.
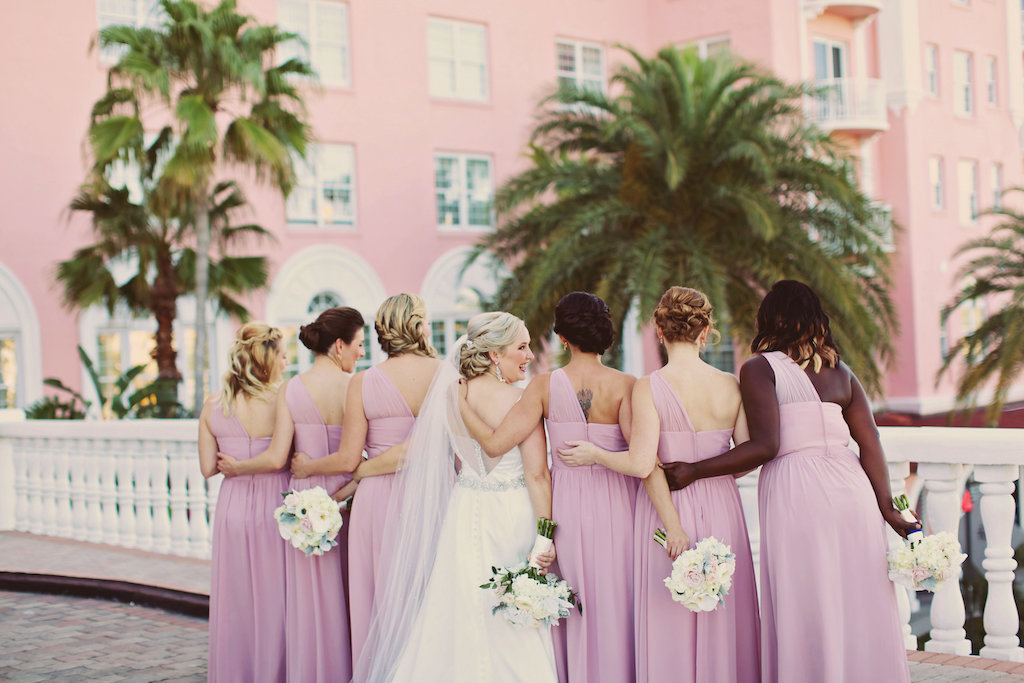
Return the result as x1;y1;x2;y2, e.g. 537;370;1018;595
40;438;57;536
54;443;72;537
150;446;172;554
134;439;153;552
975;464;1024;661
115;438;136;548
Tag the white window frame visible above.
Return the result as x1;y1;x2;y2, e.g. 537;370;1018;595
427;18;489;102
97;0;162;62
957;159;979;226
953;50;973;116
992;163;1003;210
985;56;998;106
555;40;605;94
929;157;945;210
434;152;494;230
286;143;357;228
687;35;732;60
925;44;939;97
813;38;848;81
0;333;20;410
278;0;352;88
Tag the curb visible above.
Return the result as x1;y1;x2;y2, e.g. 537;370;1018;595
0;571;209;618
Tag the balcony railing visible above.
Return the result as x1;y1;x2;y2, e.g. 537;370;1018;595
806;77;888;135
0;420;1022;660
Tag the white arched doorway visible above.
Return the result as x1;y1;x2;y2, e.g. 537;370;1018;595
420;246;505;357
0;262;42;411
266;246;387;374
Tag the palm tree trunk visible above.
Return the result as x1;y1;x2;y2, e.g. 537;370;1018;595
152;249;181;382
193;188;211;415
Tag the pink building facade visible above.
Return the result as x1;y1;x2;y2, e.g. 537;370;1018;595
0;0;1021;416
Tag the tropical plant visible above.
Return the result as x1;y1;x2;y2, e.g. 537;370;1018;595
938;189;1024;425
25;381;90;420
476;46;896;393
91;0;313;411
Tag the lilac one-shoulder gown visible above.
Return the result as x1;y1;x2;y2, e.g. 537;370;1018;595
634;370;761;683
545;369;636;683
347;366;416;668
758;352;910;683
207;401;290;683
282;378;352;683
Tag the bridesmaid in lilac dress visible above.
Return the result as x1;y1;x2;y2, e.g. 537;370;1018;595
292;293;441;670
218;307;366;683
661;280;917;683
459;292;637;683
562;287;760;682
199;322;288;683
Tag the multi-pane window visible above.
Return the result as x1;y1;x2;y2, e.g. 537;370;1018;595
957;159;978;225
703;328;735;374
929;157;945;210
427;18;488;101
287;144;356;227
0;336;17;409
95;329;159;411
283;291;372;378
97;0;162;61
992;163;1003;210
925;44;939;96
556;40;604;93
435;153;493;229
692;36;731;59
430;318;470;358
278;1;351;88
985;56;997;106
953;50;973;116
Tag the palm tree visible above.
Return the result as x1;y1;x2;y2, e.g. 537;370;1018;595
92;0;313;411
938;189;1024;425
476;47;896;393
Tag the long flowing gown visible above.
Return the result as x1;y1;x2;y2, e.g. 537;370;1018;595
634;370;761;683
347;366;416;667
390;444;558;682
758;351;910;683
207;401;290;683
282;378;352;683
544;369;636;683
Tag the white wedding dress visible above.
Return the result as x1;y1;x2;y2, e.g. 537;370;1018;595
390;443;558;682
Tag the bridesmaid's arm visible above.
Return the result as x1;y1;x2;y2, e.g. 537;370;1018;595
644;467;690;560
197;400;219;479
617;374;637;443
730;404;756;478
351;441;408;482
331;479;359;505
843;366;920;538
217;389;293;477
661;356;781;491
291;374;367;478
557;378;660;478
458;375;547;458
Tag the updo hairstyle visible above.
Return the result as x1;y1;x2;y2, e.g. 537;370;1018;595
750;279;840;372
374;293;437;358
653;286;719;345
553;292;615;354
459;312;526;380
298;306;365;355
219;322;283;414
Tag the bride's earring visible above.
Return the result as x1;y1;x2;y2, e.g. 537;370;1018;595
493;360;505;384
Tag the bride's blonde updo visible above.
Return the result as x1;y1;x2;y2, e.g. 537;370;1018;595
653;286;720;345
375;293;438;358
459;312;526;379
219;322;283;415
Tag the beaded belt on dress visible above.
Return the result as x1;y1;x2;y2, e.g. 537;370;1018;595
456;472;526;491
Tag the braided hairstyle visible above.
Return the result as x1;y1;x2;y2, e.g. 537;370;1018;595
219;322;284;415
374;293;437;358
298;306;365;354
553;292;615;354
458;312;526;379
750;280;840;372
653;286;720;345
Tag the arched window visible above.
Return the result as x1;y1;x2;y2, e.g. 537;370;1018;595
421;247;502;358
0;262;42;412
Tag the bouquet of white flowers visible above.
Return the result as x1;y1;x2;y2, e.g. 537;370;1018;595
887;495;965;592
655;530;736;613
273;487;343;557
479;518;582;628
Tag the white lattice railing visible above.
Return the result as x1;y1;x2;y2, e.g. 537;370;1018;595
0;420;1022;660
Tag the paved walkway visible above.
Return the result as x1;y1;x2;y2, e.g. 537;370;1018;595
1;531;1023;681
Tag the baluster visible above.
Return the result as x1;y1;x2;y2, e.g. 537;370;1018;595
99;440;119;545
39;438;57;536
69;443;88;538
26;438;42;534
13;437;29;533
151;444;171;554
975;464;1024;661
186;459;210;558
84;439;104;543
168;442;190;556
134;439;154;551
736;467;760;592
919;462;971;655
886;460;917;650
114;439;136;548
54;439;73;538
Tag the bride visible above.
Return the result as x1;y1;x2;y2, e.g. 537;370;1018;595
354;312;558;682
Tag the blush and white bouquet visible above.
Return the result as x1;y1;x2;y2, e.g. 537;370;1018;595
479;518;582;628
887;495;965;592
273;486;343;557
655;530;736;613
